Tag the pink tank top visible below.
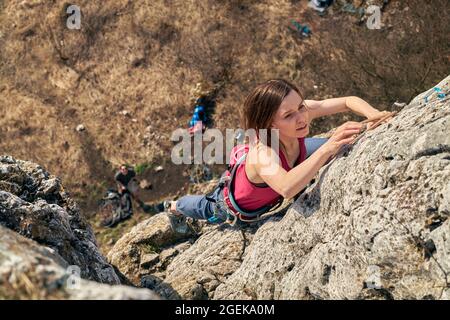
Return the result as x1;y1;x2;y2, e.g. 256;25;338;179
233;137;307;211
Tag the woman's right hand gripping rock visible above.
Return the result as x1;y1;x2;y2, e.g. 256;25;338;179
321;121;364;157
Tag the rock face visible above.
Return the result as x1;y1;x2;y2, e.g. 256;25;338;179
107;213;198;289
109;76;450;300
108;213;259;300
0;226;159;299
0;156;161;299
213;76;450;300
0;156;119;284
154;225;254;300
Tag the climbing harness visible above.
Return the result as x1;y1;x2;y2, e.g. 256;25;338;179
206;146;284;226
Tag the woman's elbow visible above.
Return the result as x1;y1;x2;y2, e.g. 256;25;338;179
279;187;295;199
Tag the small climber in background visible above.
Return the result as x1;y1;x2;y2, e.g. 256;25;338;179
100;165;164;227
188;97;207;135
188;81;217;135
115;164;146;211
99;164;142;227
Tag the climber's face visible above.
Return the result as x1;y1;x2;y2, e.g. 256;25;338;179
120;166;128;175
271;90;309;138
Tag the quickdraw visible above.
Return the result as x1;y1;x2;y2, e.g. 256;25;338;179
424;87;448;103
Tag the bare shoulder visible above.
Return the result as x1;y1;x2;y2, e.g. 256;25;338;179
245;143;273;184
246;142;279;167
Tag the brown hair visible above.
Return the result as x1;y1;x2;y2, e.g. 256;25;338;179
241;79;305;144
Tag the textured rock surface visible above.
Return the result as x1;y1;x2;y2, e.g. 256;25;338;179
155;225;255;299
214;76;450;300
0;226;159;300
108;212;260;299
107;213;198;286
0;156;120;284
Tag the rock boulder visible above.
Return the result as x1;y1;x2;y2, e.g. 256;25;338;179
0;156;120;284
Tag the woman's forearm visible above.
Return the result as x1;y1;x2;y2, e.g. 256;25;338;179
345;96;380;118
279;148;332;199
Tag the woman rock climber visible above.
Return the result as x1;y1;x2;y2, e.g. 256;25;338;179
165;79;385;225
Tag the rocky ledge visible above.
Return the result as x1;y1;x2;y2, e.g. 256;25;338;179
109;76;449;300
